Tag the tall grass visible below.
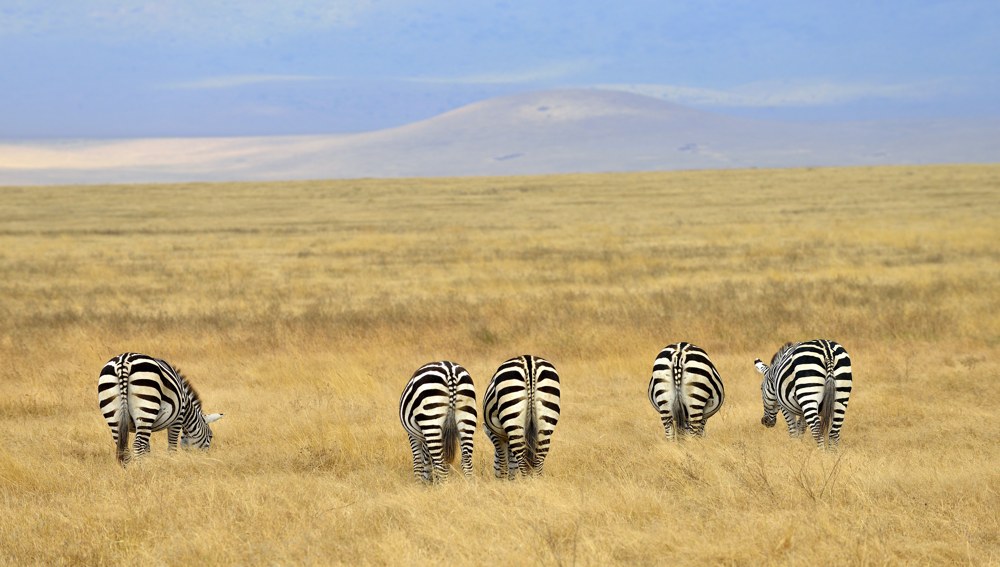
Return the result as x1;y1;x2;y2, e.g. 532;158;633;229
1;165;998;564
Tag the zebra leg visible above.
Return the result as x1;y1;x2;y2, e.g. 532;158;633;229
828;430;841;450
167;422;182;450
828;399;849;449
458;430;474;478
781;409;803;438
531;423;557;476
407;434;431;482
485;428;508;479
507;427;532;478
418;443;432;481
507;445;519;480
132;418;154;458
688;414;706;437
800;404;825;448
659;409;677;441
108;414;129;463
423;426;450;483
686;400;707;437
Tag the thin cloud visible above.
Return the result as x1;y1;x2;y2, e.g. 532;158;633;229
164;60;597;91
163;74;333;90
598;80;962;107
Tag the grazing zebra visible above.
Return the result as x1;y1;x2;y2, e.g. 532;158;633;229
97;352;223;466
647;342;725;440
753;339;853;449
482;355;561;479
399;361;477;483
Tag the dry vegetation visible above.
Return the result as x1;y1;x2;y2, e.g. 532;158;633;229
0;165;998;565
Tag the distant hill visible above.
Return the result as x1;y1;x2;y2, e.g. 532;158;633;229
2;88;998;185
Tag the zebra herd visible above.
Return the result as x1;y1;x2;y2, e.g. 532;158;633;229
98;340;853;476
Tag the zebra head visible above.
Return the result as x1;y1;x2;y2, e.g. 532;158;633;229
753;358;778;427
181;412;224;449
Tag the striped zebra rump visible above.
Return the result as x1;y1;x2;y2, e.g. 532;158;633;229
647;342;725;440
98;352;223;466
482;355;561;479
753;339;853;449
399;361;477;483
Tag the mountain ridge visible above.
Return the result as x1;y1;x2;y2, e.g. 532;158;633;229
1;88;998;185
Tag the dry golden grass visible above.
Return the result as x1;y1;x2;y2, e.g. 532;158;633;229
0;165;998;565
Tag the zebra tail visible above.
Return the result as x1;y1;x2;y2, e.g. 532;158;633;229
671;357;685;432
116;364;130;466
524;408;538;466
819;375;836;445
441;406;458;465
671;390;684;433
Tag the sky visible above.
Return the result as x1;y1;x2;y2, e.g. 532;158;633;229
2;1;999;139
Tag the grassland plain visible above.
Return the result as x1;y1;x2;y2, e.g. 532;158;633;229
0;165;997;566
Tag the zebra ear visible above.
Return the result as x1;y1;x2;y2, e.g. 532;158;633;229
204;413;224;423
754;359;768;374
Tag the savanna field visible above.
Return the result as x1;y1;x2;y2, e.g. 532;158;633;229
0;165;997;565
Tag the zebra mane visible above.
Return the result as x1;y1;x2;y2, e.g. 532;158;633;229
771;342;797;366
174;367;203;404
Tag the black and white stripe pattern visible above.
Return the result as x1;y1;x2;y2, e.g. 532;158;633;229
754;339;853;449
97;352;223;465
399;361;477;482
647;342;725;440
482;355;561;479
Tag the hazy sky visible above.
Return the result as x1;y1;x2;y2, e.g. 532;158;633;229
3;1;999;138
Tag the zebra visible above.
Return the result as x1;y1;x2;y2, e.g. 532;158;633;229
753;339;853;449
482;355;561;479
97;352;223;466
399;361;477;483
647;342;725;440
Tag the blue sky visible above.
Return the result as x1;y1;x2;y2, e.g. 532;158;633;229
2;1;999;138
